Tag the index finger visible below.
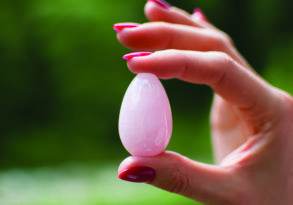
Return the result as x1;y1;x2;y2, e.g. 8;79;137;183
123;50;280;131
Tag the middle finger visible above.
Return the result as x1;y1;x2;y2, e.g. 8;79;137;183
116;22;228;54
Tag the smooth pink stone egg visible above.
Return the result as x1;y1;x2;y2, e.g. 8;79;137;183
119;73;173;157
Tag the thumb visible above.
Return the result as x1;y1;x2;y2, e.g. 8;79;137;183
118;151;237;204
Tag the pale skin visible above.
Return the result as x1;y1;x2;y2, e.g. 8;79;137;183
115;1;293;204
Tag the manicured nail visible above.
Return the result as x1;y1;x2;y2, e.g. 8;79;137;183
122;52;152;61
148;0;171;10
113;23;140;33
193;8;207;21
118;166;156;183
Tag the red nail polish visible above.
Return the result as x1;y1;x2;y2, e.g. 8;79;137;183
122;52;152;61
148;0;171;10
113;23;140;33
118;166;156;183
193;8;207;21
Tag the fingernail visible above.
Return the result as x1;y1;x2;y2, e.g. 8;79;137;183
113;23;140;33
122;52;152;61
118;166;156;183
148;0;171;10
193;8;207;21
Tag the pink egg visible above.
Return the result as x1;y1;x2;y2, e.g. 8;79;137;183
119;73;173;157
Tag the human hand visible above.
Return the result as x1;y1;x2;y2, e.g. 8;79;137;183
114;1;293;204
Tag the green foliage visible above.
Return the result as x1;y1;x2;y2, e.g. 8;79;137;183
264;40;293;94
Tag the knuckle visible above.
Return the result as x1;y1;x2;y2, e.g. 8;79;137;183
221;32;234;46
166;34;176;49
289;96;293;108
283;91;293;105
167;167;191;195
152;22;172;33
213;32;233;50
164;28;179;49
208;51;235;86
278;90;293;114
211;51;235;68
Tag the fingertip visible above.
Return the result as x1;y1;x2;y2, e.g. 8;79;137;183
122;51;154;74
114;23;142;49
122;52;153;63
123;50;188;79
144;1;169;22
113;23;140;33
118;166;156;183
192;8;208;22
118;156;134;172
148;0;171;9
118;151;173;174
145;1;200;28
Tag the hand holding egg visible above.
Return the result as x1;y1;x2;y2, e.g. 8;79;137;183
113;0;293;204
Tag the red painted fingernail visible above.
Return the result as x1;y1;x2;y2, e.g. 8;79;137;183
113;23;140;33
118;166;156;183
122;52;152;61
193;8;207;21
148;0;171;10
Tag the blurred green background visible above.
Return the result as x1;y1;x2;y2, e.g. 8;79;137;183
0;0;292;204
